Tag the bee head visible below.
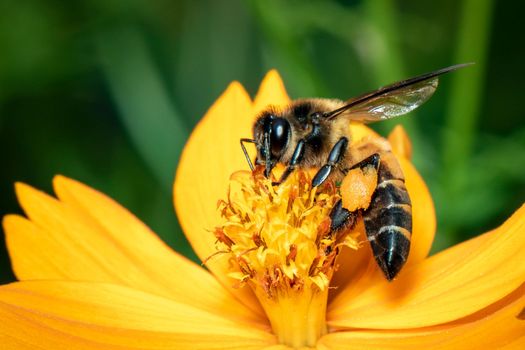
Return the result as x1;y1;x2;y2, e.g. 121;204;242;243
253;113;291;177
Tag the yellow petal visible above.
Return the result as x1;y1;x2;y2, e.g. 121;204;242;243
5;177;263;327
253;69;291;115
398;156;436;265
388;125;412;160
320;288;525;349
328;204;525;329
174;80;265;317
349;123;380;143
260;347;312;350
0;281;276;349
174;71;293;317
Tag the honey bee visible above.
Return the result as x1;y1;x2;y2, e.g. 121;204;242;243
240;63;471;280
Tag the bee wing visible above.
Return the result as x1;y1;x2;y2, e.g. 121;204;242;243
325;63;472;122
342;78;438;122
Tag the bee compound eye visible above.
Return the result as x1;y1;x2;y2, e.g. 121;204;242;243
270;118;290;157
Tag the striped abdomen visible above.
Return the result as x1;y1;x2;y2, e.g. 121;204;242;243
364;156;412;281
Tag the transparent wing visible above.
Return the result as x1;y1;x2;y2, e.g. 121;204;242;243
343;78;438;122
324;63;472;123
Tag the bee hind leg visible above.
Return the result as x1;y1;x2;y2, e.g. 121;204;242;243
327;154;381;241
342;153;381;175
329;199;356;232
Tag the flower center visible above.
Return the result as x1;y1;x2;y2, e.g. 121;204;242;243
214;169;359;348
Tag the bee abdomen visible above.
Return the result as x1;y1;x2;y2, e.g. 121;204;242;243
364;175;412;281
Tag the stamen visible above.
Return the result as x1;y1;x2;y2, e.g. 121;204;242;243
213;169;360;348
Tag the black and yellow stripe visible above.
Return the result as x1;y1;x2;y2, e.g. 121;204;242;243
364;160;412;281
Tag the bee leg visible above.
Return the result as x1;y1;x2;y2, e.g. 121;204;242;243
272;139;306;186
329;199;357;232
343;153;381;174
240;138;256;171
362;152;412;281
312;137;349;187
327;153;380;239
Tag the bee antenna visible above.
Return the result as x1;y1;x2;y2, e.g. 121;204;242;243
240;138;256;171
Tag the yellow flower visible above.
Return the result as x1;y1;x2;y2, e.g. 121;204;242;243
1;71;524;349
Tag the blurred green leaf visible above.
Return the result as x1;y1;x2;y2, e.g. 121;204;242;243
361;0;431;170
174;0;255;122
431;128;525;253
438;0;494;241
96;27;187;192
249;0;329;96
442;0;494;181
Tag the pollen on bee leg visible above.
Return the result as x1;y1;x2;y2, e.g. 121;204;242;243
340;166;378;212
213;169;360;348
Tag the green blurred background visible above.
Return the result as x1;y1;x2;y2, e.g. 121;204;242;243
1;0;524;283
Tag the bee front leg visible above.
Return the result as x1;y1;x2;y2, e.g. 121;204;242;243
312;137;349;187
272;139;305;186
240;138;256;171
